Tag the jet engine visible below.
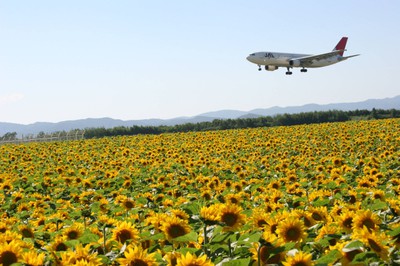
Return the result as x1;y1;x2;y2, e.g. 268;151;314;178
265;65;278;71
289;59;301;67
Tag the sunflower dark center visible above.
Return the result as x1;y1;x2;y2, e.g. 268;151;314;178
129;259;148;266
328;238;337;246
117;229;133;243
203;193;211;200
67;230;79;240
343;218;353;229
167;224;186;238
303;217;312;227
221;213;238;227
292;262;308;266
124;201;134;209
368;238;382;253
286;227;301;241
230;198;238;204
362;218;375;230
257;219;267;228
55;242;68;251
270;224;278;233
349;195;356;204
0;251;18;266
312;212;323;221
21;228;34;238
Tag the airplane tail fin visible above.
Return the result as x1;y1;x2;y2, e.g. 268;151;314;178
333;37;348;56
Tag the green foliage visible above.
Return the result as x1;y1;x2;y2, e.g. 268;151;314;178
83;109;400;139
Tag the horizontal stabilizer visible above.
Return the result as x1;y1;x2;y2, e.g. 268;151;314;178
343;54;360;59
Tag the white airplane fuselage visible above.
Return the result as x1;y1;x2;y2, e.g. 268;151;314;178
246;37;359;74
246;52;341;69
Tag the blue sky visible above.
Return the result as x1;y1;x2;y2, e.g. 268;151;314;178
1;1;399;124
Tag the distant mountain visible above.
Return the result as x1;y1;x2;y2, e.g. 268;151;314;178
1;95;399;136
197;95;400;119
198;109;249;119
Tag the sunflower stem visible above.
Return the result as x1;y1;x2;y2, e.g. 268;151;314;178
228;237;232;258
103;225;107;254
56;219;62;231
203;224;209;256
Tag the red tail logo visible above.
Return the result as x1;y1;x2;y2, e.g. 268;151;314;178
334;37;348;56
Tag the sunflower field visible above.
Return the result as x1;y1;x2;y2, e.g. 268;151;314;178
1;118;400;265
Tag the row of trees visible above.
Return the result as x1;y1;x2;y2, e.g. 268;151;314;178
2;109;398;142
0;130;85;144
84;108;400;139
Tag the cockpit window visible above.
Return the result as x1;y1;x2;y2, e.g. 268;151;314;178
250;53;256;56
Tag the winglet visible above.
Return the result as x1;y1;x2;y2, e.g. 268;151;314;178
333;37;348;56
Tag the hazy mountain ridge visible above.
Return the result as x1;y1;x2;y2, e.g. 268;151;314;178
1;95;399;136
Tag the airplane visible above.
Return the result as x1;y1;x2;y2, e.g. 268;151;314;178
246;37;359;75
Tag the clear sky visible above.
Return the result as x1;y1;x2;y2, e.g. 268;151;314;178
1;1;399;124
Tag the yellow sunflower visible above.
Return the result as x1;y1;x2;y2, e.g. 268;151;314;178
0;240;22;266
49;235;69;252
112;221;139;245
200;189;213;201
63;223;84;240
282;250;314;266
200;204;220;224
18;225;35;239
315;223;340;247
176;252;213;266
276;217;307;244
250;208;270;229
99;198;109;212
160;216;191;242
21;251;46;266
224;193;241;205
170;209;189;221
250;241;285;265
74;244;103;265
293;210;315;228
218;203;246;232
352;209;380;232
332;241;364;266
337;210;355;233
0;230;22;246
307;206;330;224
0;222;8;233
263;212;284;236
164;251;182;266
32;216;46;228
353;227;389;261
145;212;168;231
116;245;157;266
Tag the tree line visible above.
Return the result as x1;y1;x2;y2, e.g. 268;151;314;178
83;108;400;139
2;109;399;142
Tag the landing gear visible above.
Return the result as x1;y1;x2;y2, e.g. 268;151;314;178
258;65;262;71
300;68;308;73
285;67;292;75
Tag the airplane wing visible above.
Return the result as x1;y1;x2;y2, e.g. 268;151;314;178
290;50;345;66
